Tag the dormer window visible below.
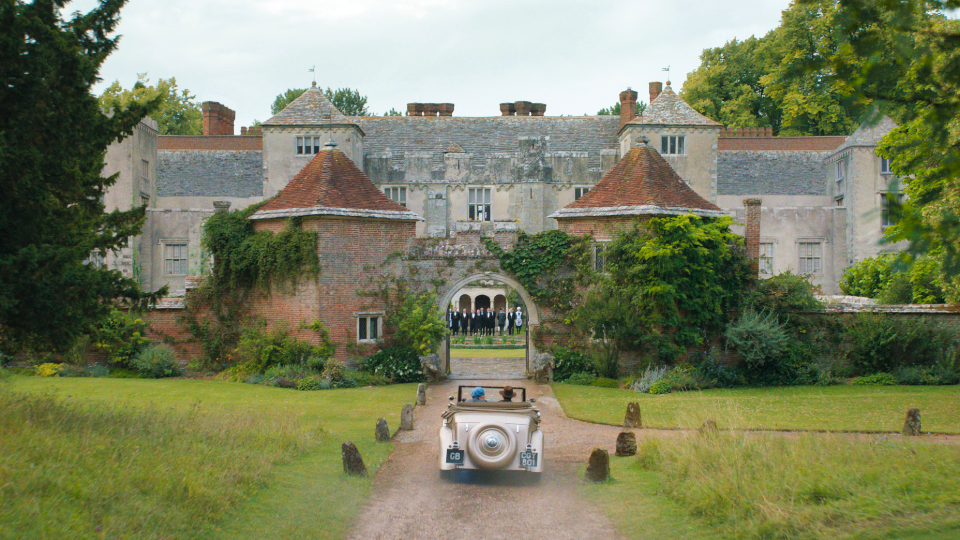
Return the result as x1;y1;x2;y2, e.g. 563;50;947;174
296;136;321;155
661;135;685;155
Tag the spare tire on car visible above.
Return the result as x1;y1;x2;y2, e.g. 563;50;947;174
467;422;517;469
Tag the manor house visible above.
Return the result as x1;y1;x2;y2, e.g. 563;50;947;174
101;80;903;298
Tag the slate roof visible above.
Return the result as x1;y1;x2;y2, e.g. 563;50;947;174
355;116;620;168
623;85;721;128
250;144;422;221
158;150;263;198
718;151;830;196
261;84;362;132
549;143;724;219
834;115;897;152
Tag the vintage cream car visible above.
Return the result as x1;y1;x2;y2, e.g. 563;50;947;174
439;385;543;479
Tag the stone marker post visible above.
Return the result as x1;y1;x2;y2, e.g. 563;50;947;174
341;441;367;476
700;419;719;435
417;383;426;406
400;404;414;431
624;402;642;428
585;448;610;482
903;408;921;436
615;432;637;456
375;418;390;442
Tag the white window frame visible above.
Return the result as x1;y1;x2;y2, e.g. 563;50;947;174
835;160;844;181
383;186;407;207
468;187;492;222
759;243;774;275
881;157;893;174
141;158;150;185
574;186;591;201
162;241;188;276
881;192;904;228
660;135;685;155
357;314;382;343
594;242;609;273
797;241;823;275
296;136;321;155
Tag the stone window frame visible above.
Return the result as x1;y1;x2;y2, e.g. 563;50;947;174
141;158;150;186
881;192;904;229
296;136;321;155
161;239;189;276
468;186;492;222
759;241;775;275
796;238;825;275
660;135;685;156
574;186;591;201
835;159;844;181
383;186;407;207
593;241;609;273
356;312;384;343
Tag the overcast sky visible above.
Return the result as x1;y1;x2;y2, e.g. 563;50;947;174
70;0;794;130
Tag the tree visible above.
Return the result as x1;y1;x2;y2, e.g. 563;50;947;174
596;101;646;116
384;107;405;116
99;73;202;135
681;37;783;133
270;87;369;116
0;0;165;352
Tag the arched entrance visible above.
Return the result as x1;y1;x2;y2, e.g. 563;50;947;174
437;272;541;377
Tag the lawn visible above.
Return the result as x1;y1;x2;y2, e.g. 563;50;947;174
449;347;525;358
1;376;417;540
552;383;960;434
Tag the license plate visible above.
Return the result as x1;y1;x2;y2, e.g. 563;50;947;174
446;449;464;465
520;451;538;467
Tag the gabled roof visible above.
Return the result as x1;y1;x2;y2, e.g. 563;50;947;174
549;142;723;220
261;83;362;132
833;115;897;153
622;84;721;129
249;144;422;221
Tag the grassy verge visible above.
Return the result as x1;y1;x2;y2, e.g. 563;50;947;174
2;376;417;540
583;431;960;539
450;348;525;358
552;383;960;433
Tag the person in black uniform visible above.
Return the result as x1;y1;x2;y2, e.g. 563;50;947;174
507;307;516;335
460;308;469;335
497;308;506;337
486;308;495;336
450;307;459;336
470;309;479;336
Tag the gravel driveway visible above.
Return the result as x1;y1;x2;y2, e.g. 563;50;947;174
346;379;631;540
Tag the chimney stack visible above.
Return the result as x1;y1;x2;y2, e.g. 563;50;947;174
531;103;546;116
515;101;532;116
744;199;762;276
201;102;236;136
500;103;516;116
619;89;638;128
649;82;663;104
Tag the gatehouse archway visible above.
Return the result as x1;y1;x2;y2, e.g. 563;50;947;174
437;272;541;377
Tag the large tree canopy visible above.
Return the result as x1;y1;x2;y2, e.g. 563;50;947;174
98;73;202;135
0;0;163;352
270;87;369;116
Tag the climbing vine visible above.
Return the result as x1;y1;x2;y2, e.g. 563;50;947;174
483;230;593;312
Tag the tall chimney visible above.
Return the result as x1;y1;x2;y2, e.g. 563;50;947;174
619;89;638;128
649;82;663;104
202;102;236;136
744;198;762;276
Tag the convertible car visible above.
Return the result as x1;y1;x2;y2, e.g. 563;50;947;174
438;385;543;479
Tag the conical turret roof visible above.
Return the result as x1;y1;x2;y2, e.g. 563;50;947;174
622;84;721;129
261;83;362;131
549;142;723;220
250;144;422;221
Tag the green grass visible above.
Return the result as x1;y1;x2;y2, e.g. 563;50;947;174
450;347;525;358
552;383;960;434
2;376;417;540
584;431;960;540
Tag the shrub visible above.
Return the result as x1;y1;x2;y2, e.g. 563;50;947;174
90;308;151;368
894;365;960;385
106;368;144;379
234;322;327;373
844;314;956;374
347;370;391;387
839;254;898;298
56;365;85;377
321;357;346;382
296;376;322;391
591;377;619;388
649;381;671;394
724;310;789;368
84;363;109;378
130;345;181;378
877;273;913;304
36;363;63;377
632;364;667;393
331;376;358;389
753;272;821;314
690;350;741;389
661;368;698;392
552;347;595;382
566;372;597;385
793;363;841;386
851;372;898;385
362;345;424;383
244;373;267;385
590;342;620;379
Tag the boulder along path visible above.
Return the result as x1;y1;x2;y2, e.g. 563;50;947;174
345;379;631;540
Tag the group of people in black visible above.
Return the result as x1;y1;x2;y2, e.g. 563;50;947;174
448;306;523;337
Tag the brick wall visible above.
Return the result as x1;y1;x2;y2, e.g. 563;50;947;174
718;136;846;152
744;199;761;276
555;215;643;240
141;307;204;365
158;136;262;151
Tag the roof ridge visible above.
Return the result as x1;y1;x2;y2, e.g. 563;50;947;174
626;86;722;127
261;85;356;127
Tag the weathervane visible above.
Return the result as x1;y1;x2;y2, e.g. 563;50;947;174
308;65;316;85
662;65;671;85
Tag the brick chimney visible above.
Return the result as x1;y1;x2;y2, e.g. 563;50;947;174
515;101;532;116
531;103;546;116
202;102;235;136
649;82;663;104
619;88;638;128
744;198;762;276
438;103;455;117
500;103;516;116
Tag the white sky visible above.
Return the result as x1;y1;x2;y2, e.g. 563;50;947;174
68;0;793;130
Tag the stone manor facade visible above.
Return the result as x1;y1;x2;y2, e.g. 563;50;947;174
101;80;903;299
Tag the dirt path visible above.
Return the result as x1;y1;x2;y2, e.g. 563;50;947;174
345;379;631;540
